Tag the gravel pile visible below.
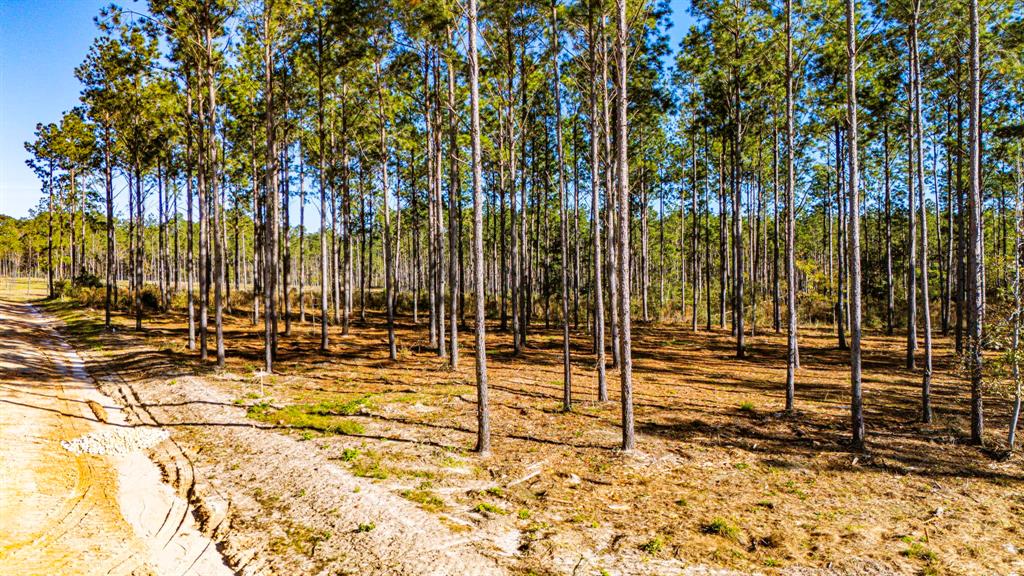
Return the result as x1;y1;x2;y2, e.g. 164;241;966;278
62;427;170;456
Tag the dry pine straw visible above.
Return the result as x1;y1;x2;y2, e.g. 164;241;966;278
49;298;1024;575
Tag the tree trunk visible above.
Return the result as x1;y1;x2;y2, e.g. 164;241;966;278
967;0;984;444
884;124;894;335
615;0;634;451
551;1;573;411
317;17;329;352
911;18;932;422
587;0;607;401
447;34;461;368
846;0;865;450
468;0;490;454
208;28;225;367
906;42;918;370
785;0;797;412
376;54;397;362
47;159;54;298
263;7;278;373
600;12;619;369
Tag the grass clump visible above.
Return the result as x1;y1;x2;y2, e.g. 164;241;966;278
639;535;664;554
305;395;376;416
901;537;937;563
400;489;446;512
245;402;365;436
269;523;331;557
355;522;376;533
473;502;507;515
339;448;361;462
350;452;390;479
701;517;741;541
739;401;756;412
246;401;273;418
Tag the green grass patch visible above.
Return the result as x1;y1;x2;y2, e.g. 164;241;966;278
473;502;507;515
701;517;741;541
350;452;390;479
400;489;446;512
901;537;937;563
304;395;376;416
339;448;361;462
246;401;365;436
268;523;331;557
639;535;664;554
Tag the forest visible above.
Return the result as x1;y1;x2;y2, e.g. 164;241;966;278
2;0;1024;572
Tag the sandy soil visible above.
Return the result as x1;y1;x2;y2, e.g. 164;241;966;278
27;282;1024;576
0;299;232;576
30;301;508;576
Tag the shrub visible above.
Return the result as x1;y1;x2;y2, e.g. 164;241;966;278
72;270;103;288
53;279;73;298
140;284;161;310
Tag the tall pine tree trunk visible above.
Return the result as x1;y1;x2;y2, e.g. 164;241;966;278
967;0;984;444
847;0;865;449
615;0;635;451
551;1;573;411
911;18;932;422
785;0;797;411
468;0;490;454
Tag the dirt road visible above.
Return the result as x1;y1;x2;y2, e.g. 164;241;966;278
0;299;232;576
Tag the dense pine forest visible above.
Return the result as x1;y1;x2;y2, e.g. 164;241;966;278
8;0;1024;453
5;0;1024;456
5;0;1024;573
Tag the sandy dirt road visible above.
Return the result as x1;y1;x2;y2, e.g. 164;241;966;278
0;299;232;576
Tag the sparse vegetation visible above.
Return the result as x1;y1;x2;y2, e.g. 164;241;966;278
701;518;741;541
246;402;365;436
472;502;507;515
640;535;664;555
400;489;446;512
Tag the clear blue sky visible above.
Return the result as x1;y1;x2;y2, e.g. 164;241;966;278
0;0;111;218
0;0;695;220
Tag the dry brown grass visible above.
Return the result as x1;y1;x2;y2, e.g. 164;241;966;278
39;290;1024;575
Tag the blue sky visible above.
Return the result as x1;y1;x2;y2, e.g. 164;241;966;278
0;0;112;218
0;0;695;220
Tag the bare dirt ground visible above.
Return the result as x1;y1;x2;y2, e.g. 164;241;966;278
21;282;1024;576
0;296;232;576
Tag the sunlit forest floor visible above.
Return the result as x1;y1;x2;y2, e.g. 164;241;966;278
16;278;1023;575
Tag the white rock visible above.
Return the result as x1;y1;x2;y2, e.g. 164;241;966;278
62;427;170;456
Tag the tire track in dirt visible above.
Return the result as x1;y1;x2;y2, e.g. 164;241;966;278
66;330;509;575
0;299;233;576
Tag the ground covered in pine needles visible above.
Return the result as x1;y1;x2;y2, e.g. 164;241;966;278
35;286;1024;576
